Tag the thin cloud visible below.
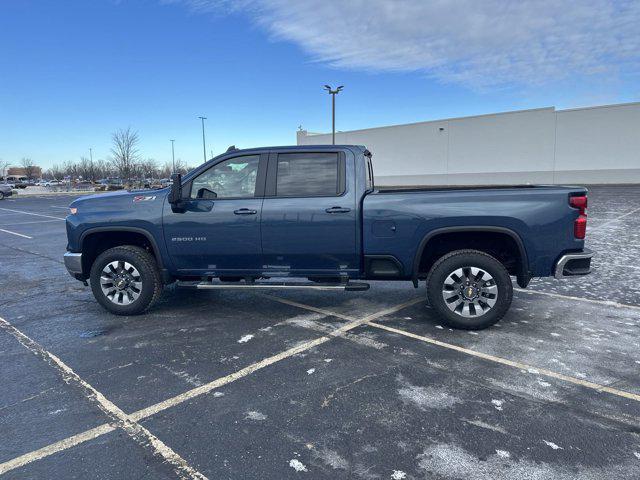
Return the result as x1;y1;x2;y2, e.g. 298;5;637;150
166;0;640;89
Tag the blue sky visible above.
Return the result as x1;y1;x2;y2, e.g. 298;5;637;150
1;0;638;170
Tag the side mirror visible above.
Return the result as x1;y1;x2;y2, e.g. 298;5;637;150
168;173;182;204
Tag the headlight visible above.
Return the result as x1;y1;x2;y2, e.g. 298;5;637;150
69;207;78;215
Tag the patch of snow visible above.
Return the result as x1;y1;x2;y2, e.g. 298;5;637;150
491;399;504;411
245;411;267;421
543;440;563;450
391;470;407;479
397;379;461;410
495;450;510;458
289;459;308;472
238;334;254;343
307;368;316;375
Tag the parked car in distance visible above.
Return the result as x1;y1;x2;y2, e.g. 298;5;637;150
64;145;593;330
5;176;28;188
0;184;13;200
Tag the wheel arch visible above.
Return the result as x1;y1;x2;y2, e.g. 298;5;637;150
412;226;530;287
80;227;164;276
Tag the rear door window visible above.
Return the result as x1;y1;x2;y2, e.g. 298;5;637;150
275;152;343;197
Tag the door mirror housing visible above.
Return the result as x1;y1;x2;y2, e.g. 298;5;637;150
168;173;182;204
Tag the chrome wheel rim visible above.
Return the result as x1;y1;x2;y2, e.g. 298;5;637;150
442;266;498;318
100;260;142;305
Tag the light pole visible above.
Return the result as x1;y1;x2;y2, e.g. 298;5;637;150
170;139;176;173
323;85;343;145
198;116;207;163
89;148;93;162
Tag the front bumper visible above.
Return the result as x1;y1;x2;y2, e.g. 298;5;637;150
554;248;593;279
63;252;84;280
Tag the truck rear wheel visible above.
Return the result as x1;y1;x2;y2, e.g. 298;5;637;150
426;249;513;330
89;245;162;315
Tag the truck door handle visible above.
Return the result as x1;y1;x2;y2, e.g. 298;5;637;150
325;206;351;214
234;208;257;215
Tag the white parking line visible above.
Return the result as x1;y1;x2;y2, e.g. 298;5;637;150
589;206;640;231
367;321;640;402
0;317;208;479
0;207;65;221
267;296;640;402
0;297;421;475
0;219;61;226
0;228;33;239
515;288;640;311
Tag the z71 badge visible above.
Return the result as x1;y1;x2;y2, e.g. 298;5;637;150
133;195;156;203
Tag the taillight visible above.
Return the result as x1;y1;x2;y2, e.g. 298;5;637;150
570;195;587;239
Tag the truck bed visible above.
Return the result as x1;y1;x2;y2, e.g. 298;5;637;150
375;184;570;193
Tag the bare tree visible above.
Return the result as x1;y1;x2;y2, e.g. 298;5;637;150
160;162;172;178
95;159;111;179
0;160;9;179
78;156;100;182
139;158;158;179
21;157;37;179
48;164;64;180
110;128;140;180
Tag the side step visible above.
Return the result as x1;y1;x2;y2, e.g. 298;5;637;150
176;280;370;291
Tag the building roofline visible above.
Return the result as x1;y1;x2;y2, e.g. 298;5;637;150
300;101;640;137
557;101;640;113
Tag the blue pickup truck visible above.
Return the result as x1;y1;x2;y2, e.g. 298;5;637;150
64;145;592;329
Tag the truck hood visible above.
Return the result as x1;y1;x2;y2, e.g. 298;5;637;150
70;188;169;211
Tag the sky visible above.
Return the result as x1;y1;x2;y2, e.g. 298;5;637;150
0;0;638;170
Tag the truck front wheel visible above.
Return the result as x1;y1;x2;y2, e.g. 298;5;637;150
89;245;163;315
426;249;513;330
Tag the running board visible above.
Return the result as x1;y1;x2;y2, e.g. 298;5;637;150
176;280;370;291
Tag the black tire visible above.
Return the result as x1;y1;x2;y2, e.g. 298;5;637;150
426;249;513;330
89;245;163;315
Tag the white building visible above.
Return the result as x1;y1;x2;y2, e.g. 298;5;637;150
297;102;640;186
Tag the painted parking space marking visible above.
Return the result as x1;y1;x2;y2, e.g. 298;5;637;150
0;297;421;475
0;317;208;479
589;205;640;231
515;288;640;310
265;295;640;403
0;219;62;226
0;207;65;221
366;321;640;403
0;425;117;475
0;228;33;239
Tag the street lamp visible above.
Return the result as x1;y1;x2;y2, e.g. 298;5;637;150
323;85;344;145
198;116;207;163
170;139;176;173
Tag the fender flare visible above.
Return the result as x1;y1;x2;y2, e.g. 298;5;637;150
79;226;165;270
411;226;530;286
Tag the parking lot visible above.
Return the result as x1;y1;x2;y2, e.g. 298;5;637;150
1;185;639;479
